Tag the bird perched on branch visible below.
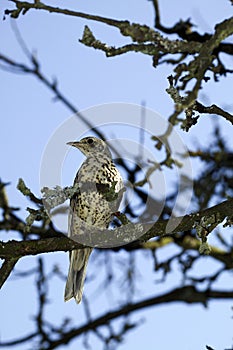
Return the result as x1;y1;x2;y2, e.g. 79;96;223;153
64;136;124;303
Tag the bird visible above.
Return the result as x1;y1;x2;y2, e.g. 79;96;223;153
64;136;124;303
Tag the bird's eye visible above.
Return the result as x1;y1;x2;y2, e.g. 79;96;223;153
87;138;94;145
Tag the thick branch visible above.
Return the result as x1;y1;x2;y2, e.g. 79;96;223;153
1;198;233;259
139;197;233;242
0;236;80;259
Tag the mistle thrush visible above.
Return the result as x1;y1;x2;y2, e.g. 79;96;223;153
64;137;124;303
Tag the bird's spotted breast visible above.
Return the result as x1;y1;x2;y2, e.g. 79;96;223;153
70;153;124;235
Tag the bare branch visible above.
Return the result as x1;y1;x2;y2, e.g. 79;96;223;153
38;285;233;349
5;0;126;27
5;1;203;56
79;24;201;56
0;332;38;347
182;16;233;108
193;101;233;125
1;197;233;259
0;258;18;289
80;26;158;57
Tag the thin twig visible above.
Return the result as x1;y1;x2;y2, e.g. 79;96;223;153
194;101;233;125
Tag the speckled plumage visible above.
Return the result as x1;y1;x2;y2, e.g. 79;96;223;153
64;137;124;303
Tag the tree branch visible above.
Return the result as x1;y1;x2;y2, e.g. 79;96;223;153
4;1;233;131
36;285;233;349
1;284;231;348
183;16;233;108
79;24;201;57
193;101;233;125
5;0;126;27
0;258;19;288
0;332;38;347
5;1;203;55
1;197;233;259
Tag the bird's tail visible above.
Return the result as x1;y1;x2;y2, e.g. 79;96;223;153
64;248;92;303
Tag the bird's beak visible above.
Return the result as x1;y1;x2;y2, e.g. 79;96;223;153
67;141;80;148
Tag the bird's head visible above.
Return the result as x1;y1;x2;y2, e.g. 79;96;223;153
67;137;112;158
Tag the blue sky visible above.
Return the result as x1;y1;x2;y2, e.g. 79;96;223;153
1;0;233;349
